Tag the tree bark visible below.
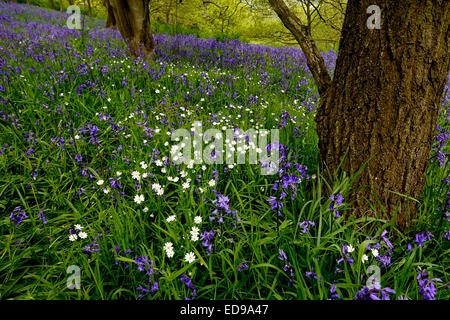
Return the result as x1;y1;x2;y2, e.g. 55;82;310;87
49;0;56;10
109;0;155;60
165;0;173;24
87;0;93;16
105;0;117;29
270;0;450;230
268;0;332;95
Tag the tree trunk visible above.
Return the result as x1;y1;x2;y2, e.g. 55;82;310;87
60;0;63;11
109;0;155;60
165;0;173;24
271;0;449;230
49;0;56;10
105;0;117;29
87;0;93;16
268;0;331;95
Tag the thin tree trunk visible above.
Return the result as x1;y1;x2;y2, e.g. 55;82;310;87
109;0;155;60
270;0;449;230
49;0;56;10
165;0;173;24
87;0;93;16
268;0;331;95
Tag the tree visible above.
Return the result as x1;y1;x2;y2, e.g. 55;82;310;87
104;0;117;29
242;0;343;50
202;0;243;33
87;0;93;16
269;0;449;230
49;0;56;10
109;0;156;60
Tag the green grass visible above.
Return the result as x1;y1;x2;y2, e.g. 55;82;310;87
0;3;449;300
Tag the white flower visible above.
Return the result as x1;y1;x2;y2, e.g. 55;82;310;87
103;188;110;194
69;234;78;242
131;171;140;180
182;182;190;189
74;134;80;140
371;248;379;257
208;179;216;187
140;161;148;169
116;171;122;176
191;226;200;234
163;242;173;251
156;188;164;196
184;251;196;263
362;254;369;263
78;231;88;239
163;242;175;258
166;215;176;223
74;224;83;231
191;234;199;242
347;244;354;253
143;207;149;213
97;179;104;186
155;159;163;167
142;172;148;179
134;194;145;204
155;89;160;94
166;248;174;258
194;216;202;224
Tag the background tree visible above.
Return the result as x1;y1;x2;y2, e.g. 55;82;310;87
109;0;155;59
269;0;449;230
202;0;243;33
87;0;93;16
243;0;344;49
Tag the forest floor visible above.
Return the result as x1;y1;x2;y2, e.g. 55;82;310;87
0;3;449;300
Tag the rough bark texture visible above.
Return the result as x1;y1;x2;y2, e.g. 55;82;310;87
110;0;155;60
317;0;449;229
271;0;449;230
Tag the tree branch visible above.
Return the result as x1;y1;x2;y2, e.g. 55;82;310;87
268;0;332;95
